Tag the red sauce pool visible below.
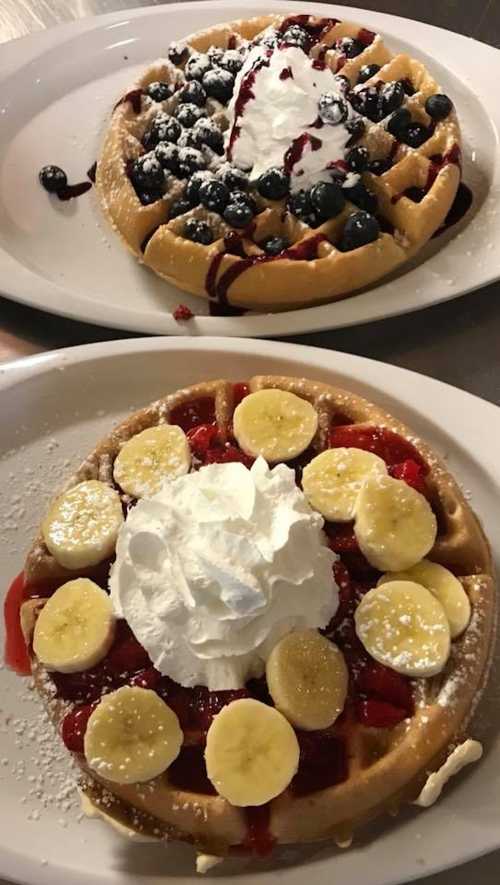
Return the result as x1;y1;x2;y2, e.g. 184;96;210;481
4;571;31;675
170;397;216;431
243;806;275;856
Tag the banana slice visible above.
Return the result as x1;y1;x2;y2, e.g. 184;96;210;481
33;578;115;673
42;480;124;569
378;559;470;638
355;580;451;677
266;629;348;730
302;448;387;522
84;686;182;784
233;389;318;462
354;474;437;571
204;698;299;806
113;424;191;498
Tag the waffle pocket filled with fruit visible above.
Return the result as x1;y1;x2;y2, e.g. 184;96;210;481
96;13;465;313
11;375;495;864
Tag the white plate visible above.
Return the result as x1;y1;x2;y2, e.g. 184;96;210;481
0;336;499;885
0;1;499;337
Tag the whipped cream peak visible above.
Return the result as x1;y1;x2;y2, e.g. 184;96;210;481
225;43;359;191
110;457;338;690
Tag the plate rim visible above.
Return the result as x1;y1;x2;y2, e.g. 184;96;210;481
0;0;500;337
0;335;500;885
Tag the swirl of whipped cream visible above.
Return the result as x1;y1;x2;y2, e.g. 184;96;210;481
109;457;338;690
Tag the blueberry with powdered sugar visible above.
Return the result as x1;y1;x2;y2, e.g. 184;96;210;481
185;170;215;205
379;81;406;117
224;201;254;228
184;218;214;244
220;49;244;75
198;179;230;213
207;46;225;66
345;117;365;147
216;164;249;191
178;80;207;107
185;52;212;82
168;41;188;66
343;182;378;214
280;24;312;53
192;118;224;154
145;81;172;103
174;103;205;128
357;64;380;84
202;68;234;103
176;130;200;150
142;112;181;149
129;153;166;198
168;198;192;219
155;142;180;174
336;36;364;58
177;146;207;178
318;93;348;126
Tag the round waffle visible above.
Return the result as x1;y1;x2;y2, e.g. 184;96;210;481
19;375;495;857
96;13;462;313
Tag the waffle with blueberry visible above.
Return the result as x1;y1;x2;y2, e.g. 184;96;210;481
96;14;462;313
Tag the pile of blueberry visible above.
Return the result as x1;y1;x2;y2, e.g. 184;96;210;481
168;166;256;244
351;80;453;148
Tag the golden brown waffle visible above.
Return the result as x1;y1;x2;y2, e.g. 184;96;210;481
22;376;495;856
96;14;462;313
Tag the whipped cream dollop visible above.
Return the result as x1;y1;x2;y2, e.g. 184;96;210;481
110;458;338;690
225;43;359;192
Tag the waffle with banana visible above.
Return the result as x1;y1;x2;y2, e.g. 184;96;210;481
18;376;494;861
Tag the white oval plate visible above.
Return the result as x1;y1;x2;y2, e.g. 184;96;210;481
0;336;499;885
0;1;499;337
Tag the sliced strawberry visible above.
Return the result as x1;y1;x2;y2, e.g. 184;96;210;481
106;632;151;676
389;459;427;495
329;425;428;473
129;667;162;690
203;445;254;468
187;423;219;456
356;662;413;714
325;522;360;553
233;382;250;406
292;731;348;795
355;698;409;728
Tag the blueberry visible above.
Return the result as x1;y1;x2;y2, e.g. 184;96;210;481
185;170;214;205
256;167;290;200
404;122;430;148
386;107;412;137
174;103;204;128
346;146;369;173
198;179;230;213
169;198;191;218
39;165;67;193
143;112;181;148
216;164;249;191
318;93;348;125
207;46;225;66
343;182;377;214
357;63;380;84
351;86;381;123
339;211;380;250
202;68;234;103
288;190;318;225
130;153;165;192
230;190;257;213
329;165;347;186
185;53;212;81
177;147;206;178
335;74;351;94
184;218;214;245
336;37;364;58
168;42;188;66
425;93;453;121
281;25;312;53
177;130;200;150
401;77;416;96
137;190;162;206
310;181;345;220
155;143;180;174
145;81;172;102
403;186;426;203
369;157;392;175
220;49;244;75
192;118;224;153
379;80;405;116
258;29;279;49
178;80;207;107
223;202;254;228
345;117;365;146
262;236;289;256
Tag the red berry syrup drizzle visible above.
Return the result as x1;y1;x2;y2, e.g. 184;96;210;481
226;52;272;159
284;133;322;176
4;572;31;675
278;15;340;47
391;143;472;232
205;233;327;310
